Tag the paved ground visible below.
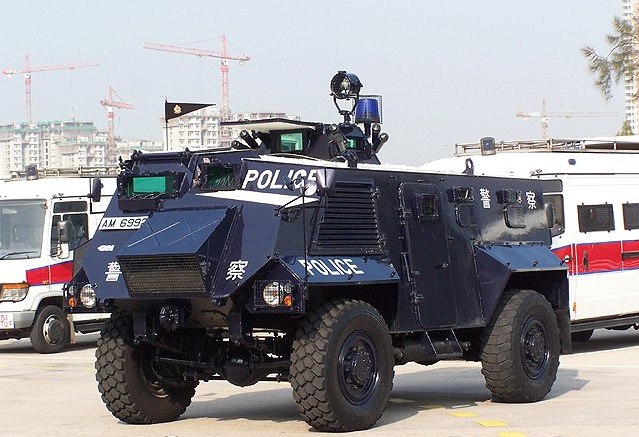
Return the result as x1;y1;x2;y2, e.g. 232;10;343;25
1;329;639;437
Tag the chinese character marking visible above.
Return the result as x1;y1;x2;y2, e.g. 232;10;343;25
226;260;249;281
479;188;491;209
526;191;537;209
105;261;121;282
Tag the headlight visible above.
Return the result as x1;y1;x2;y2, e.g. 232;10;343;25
262;282;282;307
80;284;97;308
0;283;29;302
257;281;295;309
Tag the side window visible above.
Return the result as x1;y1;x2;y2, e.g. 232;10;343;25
623;203;639;230
577;204;615;233
51;201;89;251
415;193;439;221
545;194;565;237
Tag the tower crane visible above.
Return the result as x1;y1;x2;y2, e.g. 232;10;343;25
516;98;618;138
2;54;99;124
143;36;250;117
100;86;134;161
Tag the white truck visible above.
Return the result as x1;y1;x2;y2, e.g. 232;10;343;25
422;136;639;342
0;168;116;353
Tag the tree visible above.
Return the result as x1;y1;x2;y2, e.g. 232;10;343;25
617;119;634;135
582;16;639;100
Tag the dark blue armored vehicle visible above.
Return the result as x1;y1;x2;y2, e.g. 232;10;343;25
66;72;569;432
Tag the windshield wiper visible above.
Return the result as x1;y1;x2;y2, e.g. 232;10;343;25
0;250;37;260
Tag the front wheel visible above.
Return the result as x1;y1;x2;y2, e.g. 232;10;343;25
30;305;70;354
480;289;560;403
95;311;195;424
290;299;394;432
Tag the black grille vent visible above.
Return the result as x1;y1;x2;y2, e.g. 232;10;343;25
313;181;382;254
119;254;206;294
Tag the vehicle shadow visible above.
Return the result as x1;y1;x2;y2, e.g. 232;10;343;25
0;333;99;354
180;364;496;430
571;329;639;354
177;362;590;430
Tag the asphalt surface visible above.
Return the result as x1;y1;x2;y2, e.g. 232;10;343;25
1;329;638;436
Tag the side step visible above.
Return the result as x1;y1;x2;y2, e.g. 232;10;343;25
394;329;463;364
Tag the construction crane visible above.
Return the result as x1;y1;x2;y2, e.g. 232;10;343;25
2;54;99;124
143;36;250;117
100;86;134;161
516;98;618;138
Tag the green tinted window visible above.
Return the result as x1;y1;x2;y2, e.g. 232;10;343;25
204;166;235;189
125;175;173;196
346;138;357;149
280;132;304;152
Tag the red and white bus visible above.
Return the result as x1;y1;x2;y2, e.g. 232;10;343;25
0;168;116;352
422;137;639;342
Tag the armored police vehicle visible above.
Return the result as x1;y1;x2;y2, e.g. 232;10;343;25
66;72;569;432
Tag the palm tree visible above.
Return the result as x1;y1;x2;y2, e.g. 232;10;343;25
583;16;639;100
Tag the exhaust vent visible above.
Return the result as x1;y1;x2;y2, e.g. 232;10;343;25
313;181;382;254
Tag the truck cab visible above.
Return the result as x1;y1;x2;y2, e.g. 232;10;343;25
0;169;116;353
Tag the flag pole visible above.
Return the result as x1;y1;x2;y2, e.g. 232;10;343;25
164;98;169;152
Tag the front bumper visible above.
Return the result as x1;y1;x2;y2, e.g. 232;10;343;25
0;310;36;337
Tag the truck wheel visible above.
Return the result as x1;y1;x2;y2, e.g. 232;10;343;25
95;311;195;424
290;299;394;432
30;305;70;354
480;289;560;403
571;329;594;343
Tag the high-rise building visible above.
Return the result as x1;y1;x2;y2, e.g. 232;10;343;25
163;106;299;151
0;121;112;178
622;0;639;133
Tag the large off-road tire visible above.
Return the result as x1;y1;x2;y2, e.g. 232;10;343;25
480;289;560;403
571;329;594;343
95;311;195;424
290;299;394;432
30;305;70;354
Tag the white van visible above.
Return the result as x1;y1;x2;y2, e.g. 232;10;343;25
422;137;639;342
0;170;116;353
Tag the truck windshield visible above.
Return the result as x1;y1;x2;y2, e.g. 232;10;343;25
0;200;46;259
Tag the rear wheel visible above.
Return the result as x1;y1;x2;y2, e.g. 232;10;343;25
290;299;394;432
480;289;560;403
95;311;195;424
30;305;70;354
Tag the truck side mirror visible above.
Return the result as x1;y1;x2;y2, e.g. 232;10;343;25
89;178;103;202
58;220;72;244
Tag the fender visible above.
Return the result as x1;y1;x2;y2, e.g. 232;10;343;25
474;243;568;322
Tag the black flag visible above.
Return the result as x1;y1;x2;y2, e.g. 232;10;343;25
165;101;214;121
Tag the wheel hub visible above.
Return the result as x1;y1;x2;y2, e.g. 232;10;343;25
43;315;65;344
521;316;549;379
338;331;380;405
345;346;373;387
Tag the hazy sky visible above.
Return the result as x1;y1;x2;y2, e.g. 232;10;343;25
0;1;625;165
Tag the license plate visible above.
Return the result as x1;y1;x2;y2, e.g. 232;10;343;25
0;313;14;329
99;216;148;231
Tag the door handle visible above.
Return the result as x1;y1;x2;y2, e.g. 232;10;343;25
583;251;589;271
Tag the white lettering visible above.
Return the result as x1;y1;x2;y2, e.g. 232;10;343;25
256;170;272;189
311;259;330;275
242;169;260;189
344;259;364;275
333;259;351;274
270;169;284;189
298;258;365;276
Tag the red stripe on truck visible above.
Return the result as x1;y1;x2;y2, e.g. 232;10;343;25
25;261;74;285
